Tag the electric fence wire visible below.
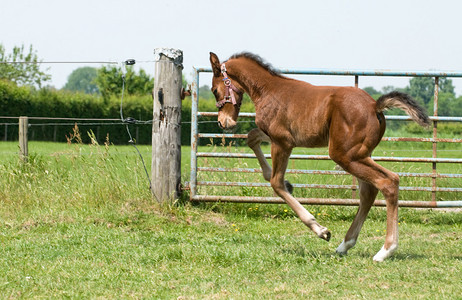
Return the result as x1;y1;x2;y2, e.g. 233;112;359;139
119;60;157;201
0;61;119;64
0;60;156;65
0;119;254;126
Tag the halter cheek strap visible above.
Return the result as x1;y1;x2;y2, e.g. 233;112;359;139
216;63;241;108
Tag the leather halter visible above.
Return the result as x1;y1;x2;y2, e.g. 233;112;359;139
215;63;241;108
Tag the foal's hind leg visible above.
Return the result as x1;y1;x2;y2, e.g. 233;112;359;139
333;157;399;261
247;128;293;194
336;179;378;255
270;142;330;241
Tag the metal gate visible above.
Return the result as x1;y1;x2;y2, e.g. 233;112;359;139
189;67;462;208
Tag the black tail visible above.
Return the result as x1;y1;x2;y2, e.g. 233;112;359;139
376;91;430;127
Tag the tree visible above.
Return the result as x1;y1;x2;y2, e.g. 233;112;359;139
405;77;434;106
363;86;379;95
381;85;404;94
363;86;384;100
427;92;462;116
94;65;154;100
63;67;99;94
405;77;455;107
199;85;214;100
0;43;51;88
438;77;455;95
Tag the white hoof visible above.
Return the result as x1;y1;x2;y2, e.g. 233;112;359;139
373;244;398;262
336;239;356;255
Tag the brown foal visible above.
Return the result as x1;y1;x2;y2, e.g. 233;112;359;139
209;52;430;261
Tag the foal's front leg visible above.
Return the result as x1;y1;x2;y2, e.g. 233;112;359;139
270;142;330;241
247;128;272;181
247;128;293;194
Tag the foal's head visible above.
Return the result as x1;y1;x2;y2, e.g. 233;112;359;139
209;52;244;130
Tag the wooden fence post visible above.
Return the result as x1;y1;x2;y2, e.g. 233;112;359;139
151;48;183;202
19;116;28;161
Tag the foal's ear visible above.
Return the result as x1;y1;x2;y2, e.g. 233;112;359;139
209;52;221;77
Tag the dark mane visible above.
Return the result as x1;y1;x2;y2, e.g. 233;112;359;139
227;52;284;77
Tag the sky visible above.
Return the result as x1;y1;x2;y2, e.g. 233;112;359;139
2;0;462;94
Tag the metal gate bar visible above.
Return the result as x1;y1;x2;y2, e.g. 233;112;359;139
197;167;462;178
190;67;462;208
197;151;462;163
191;195;461;208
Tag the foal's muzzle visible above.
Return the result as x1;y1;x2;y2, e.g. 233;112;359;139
217;119;237;131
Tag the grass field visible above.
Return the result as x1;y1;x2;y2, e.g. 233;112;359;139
0;140;461;299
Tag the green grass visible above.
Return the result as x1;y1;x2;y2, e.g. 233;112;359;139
0;140;461;298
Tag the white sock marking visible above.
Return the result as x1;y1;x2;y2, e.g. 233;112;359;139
336;239;356;254
373;244;398;262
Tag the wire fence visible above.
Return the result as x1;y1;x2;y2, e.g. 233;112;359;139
0;115;249;145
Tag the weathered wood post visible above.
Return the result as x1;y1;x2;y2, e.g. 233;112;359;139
151;48;183;202
19;116;28;161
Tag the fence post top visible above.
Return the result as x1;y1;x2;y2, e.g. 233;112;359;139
154;48;183;67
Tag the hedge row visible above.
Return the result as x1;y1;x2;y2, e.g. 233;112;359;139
0;80;256;145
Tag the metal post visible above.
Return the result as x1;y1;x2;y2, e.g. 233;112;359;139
352;75;359;198
151;48;183;202
432;77;439;202
190;68;199;199
19;116;28;161
53;125;57;142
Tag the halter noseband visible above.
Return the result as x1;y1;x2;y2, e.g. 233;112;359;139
215;63;241;108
